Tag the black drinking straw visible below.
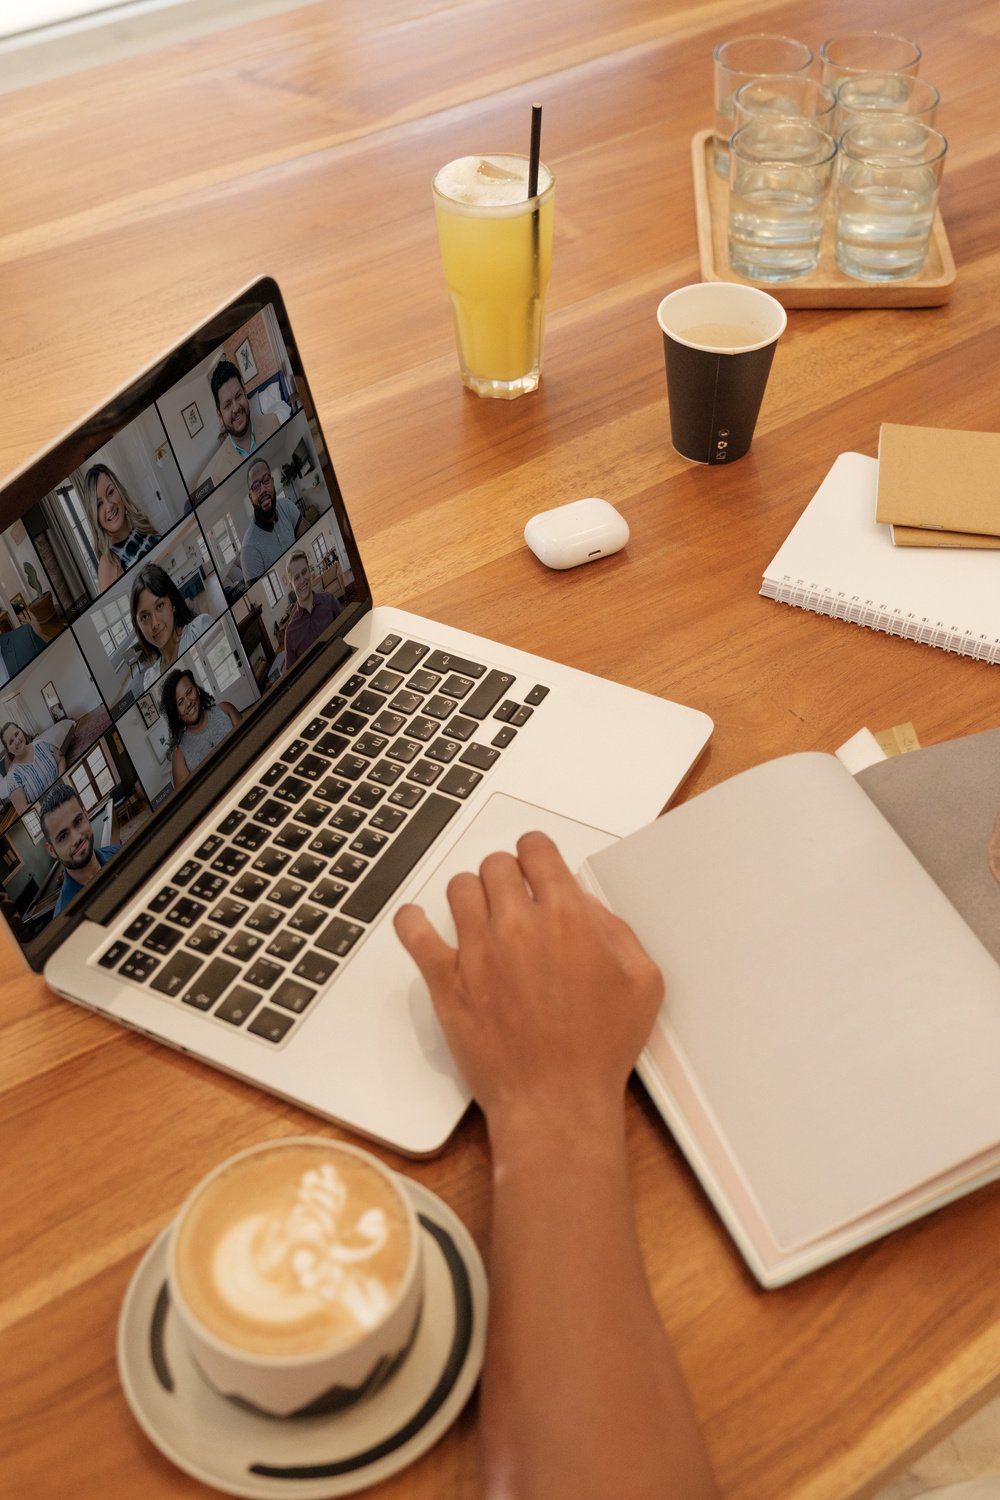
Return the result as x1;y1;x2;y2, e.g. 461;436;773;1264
528;102;543;306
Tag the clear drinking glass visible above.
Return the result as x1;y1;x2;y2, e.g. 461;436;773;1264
834;74;940;137
713;35;813;178
820;31;921;89
728;119;838;281
835;120;947;282
432;154;555;399
733;76;837;134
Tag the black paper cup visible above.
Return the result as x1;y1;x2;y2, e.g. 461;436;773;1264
657;283;787;464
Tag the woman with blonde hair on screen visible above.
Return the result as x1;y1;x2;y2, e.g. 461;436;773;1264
83;462;161;591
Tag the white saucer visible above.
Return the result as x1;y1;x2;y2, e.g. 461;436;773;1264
117;1179;487;1498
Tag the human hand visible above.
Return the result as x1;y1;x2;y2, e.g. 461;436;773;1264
393;830;664;1143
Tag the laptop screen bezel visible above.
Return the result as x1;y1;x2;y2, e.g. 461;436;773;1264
0;275;373;972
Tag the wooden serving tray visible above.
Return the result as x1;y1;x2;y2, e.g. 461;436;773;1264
691;127;956;308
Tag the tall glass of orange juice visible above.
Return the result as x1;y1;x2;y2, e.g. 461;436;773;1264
432;154;555;399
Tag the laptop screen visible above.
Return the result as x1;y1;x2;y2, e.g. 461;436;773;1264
0;278;367;965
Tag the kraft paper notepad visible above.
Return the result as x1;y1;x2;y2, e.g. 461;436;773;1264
580;729;1000;1287
876;423;1000;543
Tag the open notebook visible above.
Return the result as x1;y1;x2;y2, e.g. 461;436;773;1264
581;728;1000;1286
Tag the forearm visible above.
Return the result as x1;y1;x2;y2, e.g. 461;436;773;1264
481;1106;719;1500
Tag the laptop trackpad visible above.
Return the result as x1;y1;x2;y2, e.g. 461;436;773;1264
403;794;617;1065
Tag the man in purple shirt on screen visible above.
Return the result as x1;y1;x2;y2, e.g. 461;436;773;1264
281;550;342;671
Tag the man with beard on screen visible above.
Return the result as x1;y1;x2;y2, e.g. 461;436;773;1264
208;358;282;488
39;783;120;917
239;457;306;584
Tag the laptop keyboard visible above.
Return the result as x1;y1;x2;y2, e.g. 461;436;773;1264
94;635;549;1045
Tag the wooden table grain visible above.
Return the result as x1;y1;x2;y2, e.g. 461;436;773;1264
2;3;1000;1497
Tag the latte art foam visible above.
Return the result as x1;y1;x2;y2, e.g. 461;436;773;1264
174;1144;412;1357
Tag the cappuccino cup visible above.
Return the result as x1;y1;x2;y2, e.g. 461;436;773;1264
167;1136;423;1418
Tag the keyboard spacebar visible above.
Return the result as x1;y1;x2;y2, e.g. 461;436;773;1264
340;794;459;922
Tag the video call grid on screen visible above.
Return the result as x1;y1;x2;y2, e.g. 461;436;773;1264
0;294;360;950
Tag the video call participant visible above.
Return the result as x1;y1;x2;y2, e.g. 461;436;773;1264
281;549;342;671
393;831;720;1500
239;459;305;585
161;668;241;787
1;722;67;816
130;564;214;691
84;463;161;591
40;782;120;917
208;358;281;487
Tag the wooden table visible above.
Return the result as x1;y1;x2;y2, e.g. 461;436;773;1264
3;2;1000;1496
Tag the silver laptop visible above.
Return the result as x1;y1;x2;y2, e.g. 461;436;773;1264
0;278;712;1155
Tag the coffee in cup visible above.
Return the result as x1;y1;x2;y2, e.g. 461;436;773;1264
168;1136;423;1417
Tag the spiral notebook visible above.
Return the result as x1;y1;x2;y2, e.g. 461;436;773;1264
761;452;1000;664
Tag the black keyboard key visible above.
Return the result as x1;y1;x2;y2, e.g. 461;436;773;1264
408;759;442;786
239;785;267;810
492;725;517;748
357;653;383;675
218;810;245;835
124;912;154;941
288;853;328;884
408;669;441;695
293;951;338;985
442;716;476;742
140;918;179;954
387;736;421;764
183;957;240;1009
423;650;486;677
256;798;291;828
245;958;284;991
315;730;350;758
376;633;402;654
172;859;200;887
385;640;428;673
369;668;405;693
266;930;306;962
269;877;307;910
334;754;368;782
313;877;349;907
315;776;349;805
348;782;385;809
308;829;346;859
321;694;347;716
493;700;517;722
463;670;516;719
186;924;227;955
287;902;330;935
331;853;368;883
510;704;534;726
339;673;366;696
261;763;285;786
427;737;460;763
166;897;207;929
302;716;328;739
252;848;290;877
99;939;130;969
274;775;311;805
388;690;422;715
389;782;425;808
296;753;331;781
190;873;227;902
211;848;250;876
232;872;270;903
423;694;456;720
150;950;204;998
354;732;389;758
222;929;265;962
245;903;284;935
341;793;459;923
441;674;475;698
438;765;484;800
283;738;308;763
149;886;177;913
351;689;386;716
407;716;437;741
331;712;367;737
209;897;247;926
369;758;403;784
271;978;317;1014
121;951;160;983
216;986;262;1026
316;915;365;957
525;684;549;705
330;806;366;833
194;833;224;860
232;821;270;851
275;823;311;851
371;711;406;736
461;742;501;770
351;828;388;857
248;1007;296;1043
370;804;407;833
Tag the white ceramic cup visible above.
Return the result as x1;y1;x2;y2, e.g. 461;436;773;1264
167;1136;424;1418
